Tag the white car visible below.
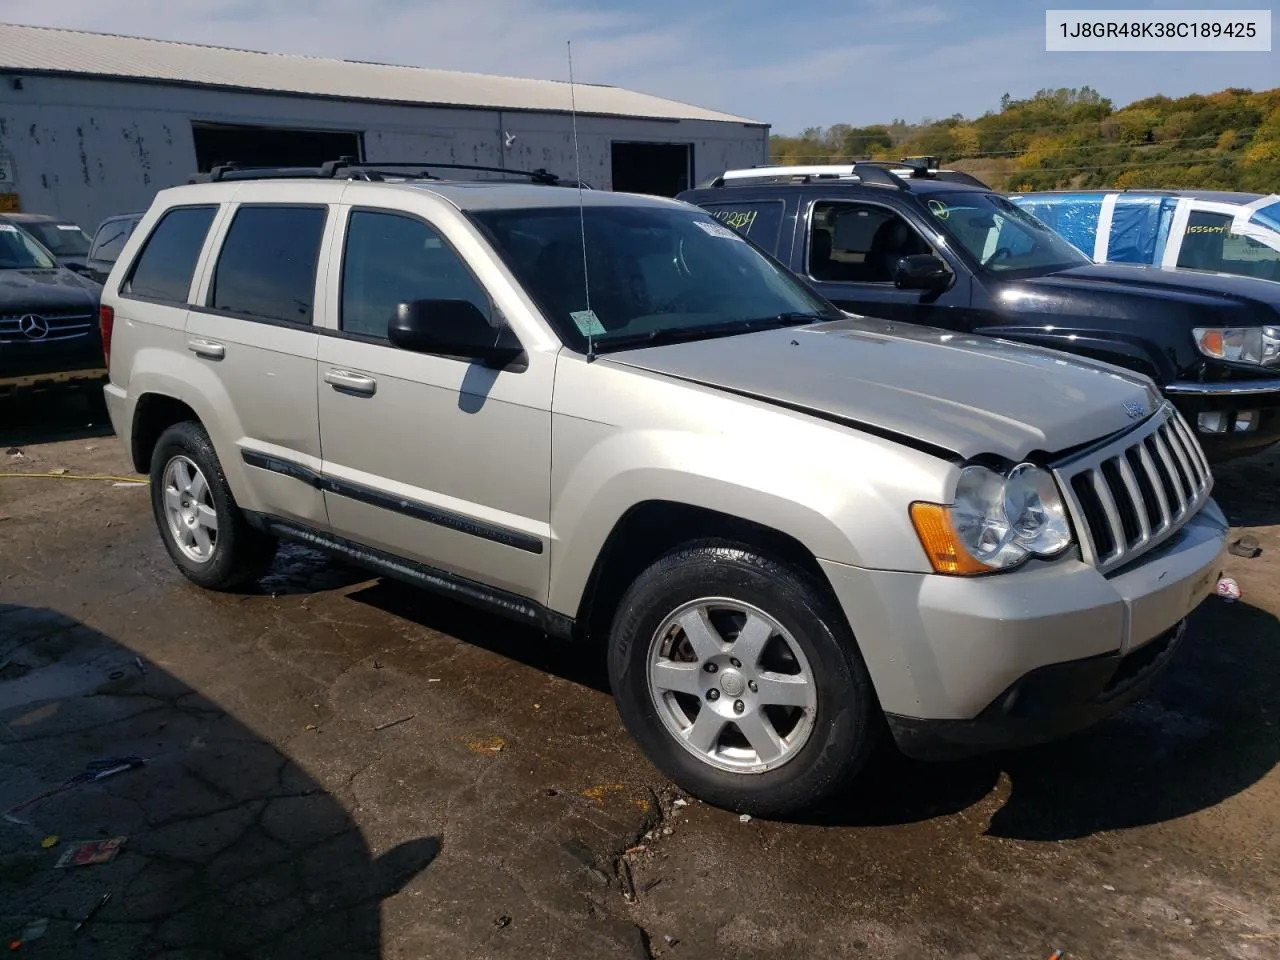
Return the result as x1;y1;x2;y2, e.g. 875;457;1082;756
1009;189;1280;284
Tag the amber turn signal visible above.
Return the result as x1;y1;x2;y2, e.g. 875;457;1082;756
909;502;992;576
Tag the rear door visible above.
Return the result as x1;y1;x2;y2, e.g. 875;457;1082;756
185;187;333;529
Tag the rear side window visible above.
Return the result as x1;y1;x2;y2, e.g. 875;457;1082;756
209;206;327;324
123;206;217;302
1177;210;1230;271
340;210;490;338
698;201;786;254
90;217;139;265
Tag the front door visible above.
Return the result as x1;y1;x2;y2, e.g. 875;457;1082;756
315;206;553;601
799;199;972;329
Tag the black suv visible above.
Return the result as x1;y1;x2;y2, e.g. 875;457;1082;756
678;163;1280;462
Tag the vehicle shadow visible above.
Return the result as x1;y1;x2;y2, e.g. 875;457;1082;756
0;391;113;448
810;596;1280;840
0;605;439;958
345;579;611;694
1211;445;1280;527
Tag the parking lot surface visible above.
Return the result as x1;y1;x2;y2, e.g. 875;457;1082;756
2;400;1278;959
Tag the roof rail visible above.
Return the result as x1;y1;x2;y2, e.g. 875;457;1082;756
704;162;907;190
189;158;572;186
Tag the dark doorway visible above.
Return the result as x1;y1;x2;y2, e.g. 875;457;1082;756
191;121;363;171
611;142;692;197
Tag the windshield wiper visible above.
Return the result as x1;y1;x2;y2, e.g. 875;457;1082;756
594;312;826;353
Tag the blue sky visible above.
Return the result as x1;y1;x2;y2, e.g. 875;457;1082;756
5;0;1277;131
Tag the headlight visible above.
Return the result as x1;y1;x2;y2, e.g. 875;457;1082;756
1192;327;1280;366
909;463;1073;576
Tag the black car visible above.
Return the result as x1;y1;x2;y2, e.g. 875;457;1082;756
0;219;104;398
678;163;1280;462
84;212;144;285
0;212;94;276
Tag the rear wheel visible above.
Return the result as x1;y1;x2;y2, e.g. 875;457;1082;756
149;421;277;590
607;543;879;817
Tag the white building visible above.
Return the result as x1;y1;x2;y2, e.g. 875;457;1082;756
0;23;768;232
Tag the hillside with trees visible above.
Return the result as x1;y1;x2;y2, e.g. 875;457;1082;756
769;86;1280;193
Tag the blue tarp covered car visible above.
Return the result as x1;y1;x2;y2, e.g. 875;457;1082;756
1007;190;1280;284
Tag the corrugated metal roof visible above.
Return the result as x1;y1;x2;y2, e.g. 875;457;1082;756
0;23;763;125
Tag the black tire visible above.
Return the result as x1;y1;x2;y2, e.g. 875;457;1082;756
149;420;278;591
607;543;879;818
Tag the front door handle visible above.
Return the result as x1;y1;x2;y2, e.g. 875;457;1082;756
324;368;377;396
187;338;225;360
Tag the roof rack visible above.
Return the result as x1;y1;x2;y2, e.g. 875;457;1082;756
704;162;907;190
189;157;574;186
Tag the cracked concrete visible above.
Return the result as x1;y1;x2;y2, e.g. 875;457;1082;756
2;400;1279;959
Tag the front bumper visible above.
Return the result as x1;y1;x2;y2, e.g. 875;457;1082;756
0;338;106;397
819;499;1228;760
1165;379;1280;461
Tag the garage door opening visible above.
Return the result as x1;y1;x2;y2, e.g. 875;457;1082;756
611;142;692;197
191;122;364;172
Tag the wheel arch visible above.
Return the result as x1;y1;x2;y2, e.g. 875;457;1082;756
572;499;840;645
131;392;201;473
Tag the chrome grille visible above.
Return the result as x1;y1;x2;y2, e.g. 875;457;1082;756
0;311;96;343
1053;403;1212;574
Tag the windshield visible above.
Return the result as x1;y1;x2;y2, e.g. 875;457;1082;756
467;204;838;353
925;191;1093;273
0;223;57;270
21;220;91;257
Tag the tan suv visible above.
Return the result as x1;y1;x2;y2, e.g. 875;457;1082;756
100;161;1229;816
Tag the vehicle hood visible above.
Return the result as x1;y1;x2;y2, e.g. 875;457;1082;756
0;267;101;310
604;316;1163;462
1027;262;1280;314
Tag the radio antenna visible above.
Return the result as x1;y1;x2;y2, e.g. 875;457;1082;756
567;40;595;362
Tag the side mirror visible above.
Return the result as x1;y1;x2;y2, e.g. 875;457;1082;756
893;254;952;292
388;299;524;368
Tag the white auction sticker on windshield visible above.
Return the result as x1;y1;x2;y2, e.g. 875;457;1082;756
694;220;744;241
56;224;80;231
0;224;17;232
569;309;607;336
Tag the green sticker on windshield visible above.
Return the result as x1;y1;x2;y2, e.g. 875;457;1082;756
927;199;949;220
570;309;607;336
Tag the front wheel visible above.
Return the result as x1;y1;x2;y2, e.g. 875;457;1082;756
607;544;879;818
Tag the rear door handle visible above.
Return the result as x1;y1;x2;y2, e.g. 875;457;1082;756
324;368;377;396
187;338;225;360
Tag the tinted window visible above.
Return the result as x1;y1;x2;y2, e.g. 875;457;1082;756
1177;211;1230;271
90;218;138;264
1179;209;1280;281
209;206;327;324
123;206;218;303
808;202;934;283
341;211;490;338
698;201;786;254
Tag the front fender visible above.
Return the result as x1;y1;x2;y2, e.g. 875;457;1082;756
545;420;951;616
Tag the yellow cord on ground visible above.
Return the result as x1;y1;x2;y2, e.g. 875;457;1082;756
0;472;148;484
